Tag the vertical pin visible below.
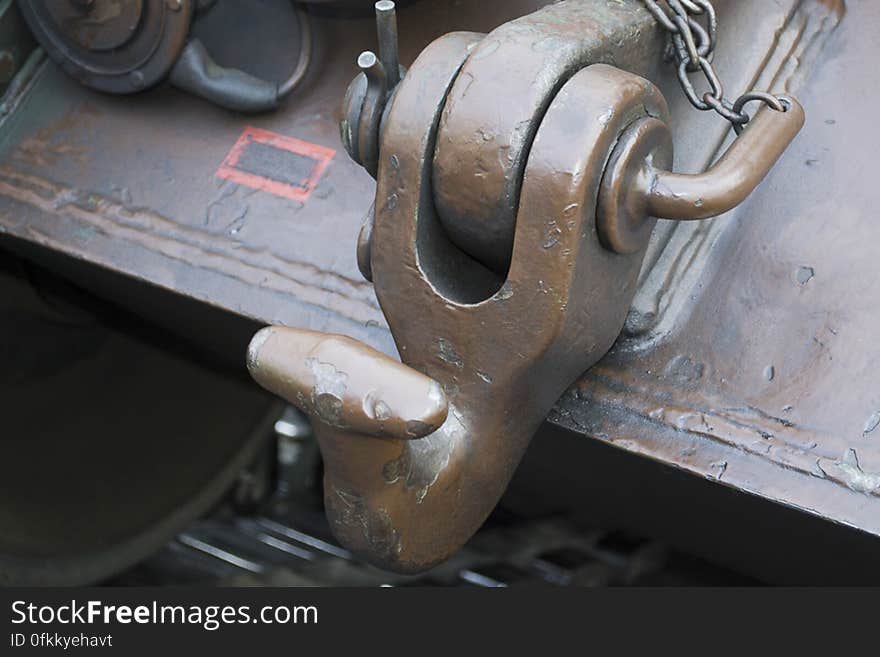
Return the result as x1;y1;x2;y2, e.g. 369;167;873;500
357;50;387;94
375;1;400;88
356;51;388;177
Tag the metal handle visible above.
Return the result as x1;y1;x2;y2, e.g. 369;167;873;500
649;98;805;220
598;97;806;254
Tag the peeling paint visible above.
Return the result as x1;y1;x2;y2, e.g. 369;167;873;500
709;460;728;480
306;357;349;428
246;326;273;372
363;390;392;422
437;338;464;370
494;281;514;301
863;412;880;437
381;411;460;503
330;486;401;559
817;450;880;495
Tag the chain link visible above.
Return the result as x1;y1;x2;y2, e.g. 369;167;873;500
642;0;788;135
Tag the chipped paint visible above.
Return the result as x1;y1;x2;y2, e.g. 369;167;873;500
494;281;514;301
381;410;461;503
306;357;349;428
437;338;464;370
246;326;274;372
818;450;880;495
863;412;880;437
565;369;844;496
709;460;728;480
329;486;401;559
362;390;392;422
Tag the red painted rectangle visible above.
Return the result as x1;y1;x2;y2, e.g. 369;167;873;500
216;126;336;202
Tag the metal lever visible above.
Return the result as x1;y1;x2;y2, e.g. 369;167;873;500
598;97;806;253
169;39;282;114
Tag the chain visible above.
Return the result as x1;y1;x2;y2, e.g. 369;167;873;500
642;0;788;135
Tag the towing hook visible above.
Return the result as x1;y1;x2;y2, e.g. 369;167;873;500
248;0;803;573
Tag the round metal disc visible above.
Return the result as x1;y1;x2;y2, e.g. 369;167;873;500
17;0;194;94
44;0;145;52
597;117;674;254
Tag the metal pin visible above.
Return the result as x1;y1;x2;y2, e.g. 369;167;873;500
356;51;388;177
375;1;400;88
357;50;387;91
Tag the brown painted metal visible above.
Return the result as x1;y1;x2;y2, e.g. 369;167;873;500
1;0;869;581
249;328;449;441
643;100;805;222
596;116;674;255
247;1;810;573
431;0;663;273
598;97;805;254
0;0;559;370
249;3;696;572
19;0;316;111
250;19;677;568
